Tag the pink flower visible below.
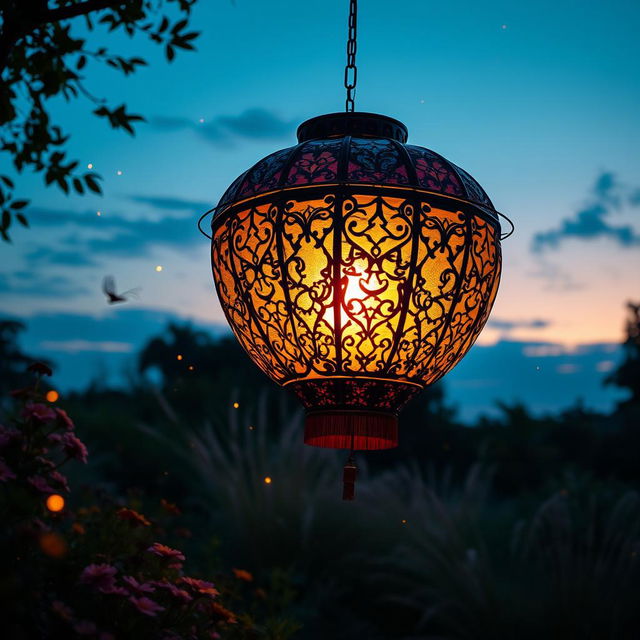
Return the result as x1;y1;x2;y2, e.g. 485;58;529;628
22;403;56;424
74;620;97;635
0;425;20;448
0;458;16;482
123;576;156;594
147;542;185;569
28;475;55;493
35;456;56;470
49;470;70;493
152;580;192;602
80;564;117;593
179;576;219;597
117;507;151;527
129;596;165;617
51;600;73;621
60;432;88;463
55;408;74;430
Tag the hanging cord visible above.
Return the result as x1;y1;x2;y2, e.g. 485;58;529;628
344;0;358;112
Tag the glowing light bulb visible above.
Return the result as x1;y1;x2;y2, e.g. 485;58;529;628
116;170;123;176
155;265;163;272
401;519;407;524
188;365;194;371
177;354;183;360
233;402;239;409
87;163;93;169
46;390;59;403
46;494;65;512
264;476;272;484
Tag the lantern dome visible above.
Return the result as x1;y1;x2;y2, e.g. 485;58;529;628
208;112;502;451
216;112;496;218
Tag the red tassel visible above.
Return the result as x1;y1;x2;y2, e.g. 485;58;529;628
305;411;398;450
342;456;357;501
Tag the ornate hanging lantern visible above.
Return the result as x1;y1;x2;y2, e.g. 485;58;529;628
200;1;511;498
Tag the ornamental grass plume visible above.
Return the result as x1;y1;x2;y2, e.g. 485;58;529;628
139;389;363;578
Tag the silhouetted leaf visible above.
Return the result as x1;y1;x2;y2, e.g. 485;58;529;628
85;174;102;194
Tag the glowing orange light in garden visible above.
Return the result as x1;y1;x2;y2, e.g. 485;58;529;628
46;390;59;403
204;113;507;459
39;532;67;557
264;477;272;484
46;494;65;512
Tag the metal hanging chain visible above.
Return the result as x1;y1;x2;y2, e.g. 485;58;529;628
344;0;358;112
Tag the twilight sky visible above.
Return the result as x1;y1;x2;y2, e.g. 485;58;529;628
2;0;639;419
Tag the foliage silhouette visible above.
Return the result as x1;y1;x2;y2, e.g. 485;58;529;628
1;299;640;638
0;0;200;241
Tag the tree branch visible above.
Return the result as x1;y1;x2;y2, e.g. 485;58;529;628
43;0;124;24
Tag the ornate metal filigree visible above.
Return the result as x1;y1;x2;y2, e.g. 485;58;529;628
208;113;504;450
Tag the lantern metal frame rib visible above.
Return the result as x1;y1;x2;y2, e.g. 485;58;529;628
203;112;506;451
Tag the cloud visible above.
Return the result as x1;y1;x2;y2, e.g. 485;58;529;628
25;247;98;267
533;172;640;251
488;318;550;332
0;273;89;297
151;108;296;147
39;339;134;353
27;206;206;258
129;195;212;215
79;215;200;256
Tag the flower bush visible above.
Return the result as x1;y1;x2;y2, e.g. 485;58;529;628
0;365;299;639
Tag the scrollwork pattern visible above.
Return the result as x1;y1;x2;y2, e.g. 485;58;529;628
211;189;501;408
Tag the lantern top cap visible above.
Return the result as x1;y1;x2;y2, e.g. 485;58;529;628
297;112;408;143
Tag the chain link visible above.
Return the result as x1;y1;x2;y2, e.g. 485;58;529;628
344;0;357;112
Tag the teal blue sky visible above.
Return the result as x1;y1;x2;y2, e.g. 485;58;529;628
2;0;639;418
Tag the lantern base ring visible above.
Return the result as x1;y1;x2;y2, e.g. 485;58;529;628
304;409;398;450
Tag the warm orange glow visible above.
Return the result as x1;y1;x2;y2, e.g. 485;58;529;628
401;519;407;524
46;390;59;403
39;532;67;557
46;494;65;512
212;194;500;388
264;476;272;484
233;402;239;409
188;365;194;371
177;354;183;360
